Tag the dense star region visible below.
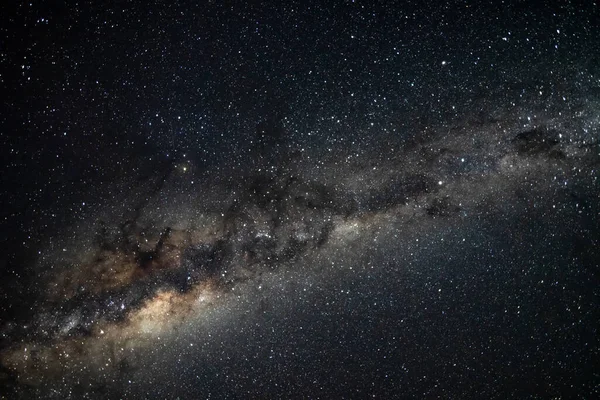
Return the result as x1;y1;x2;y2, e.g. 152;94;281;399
1;1;599;399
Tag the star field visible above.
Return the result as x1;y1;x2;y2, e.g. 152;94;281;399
1;1;599;398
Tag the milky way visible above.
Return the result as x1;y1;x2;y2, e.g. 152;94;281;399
3;96;599;397
1;1;599;398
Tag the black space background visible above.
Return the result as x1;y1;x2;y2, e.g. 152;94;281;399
1;1;599;398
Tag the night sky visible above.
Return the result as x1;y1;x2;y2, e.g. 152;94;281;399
1;1;599;398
